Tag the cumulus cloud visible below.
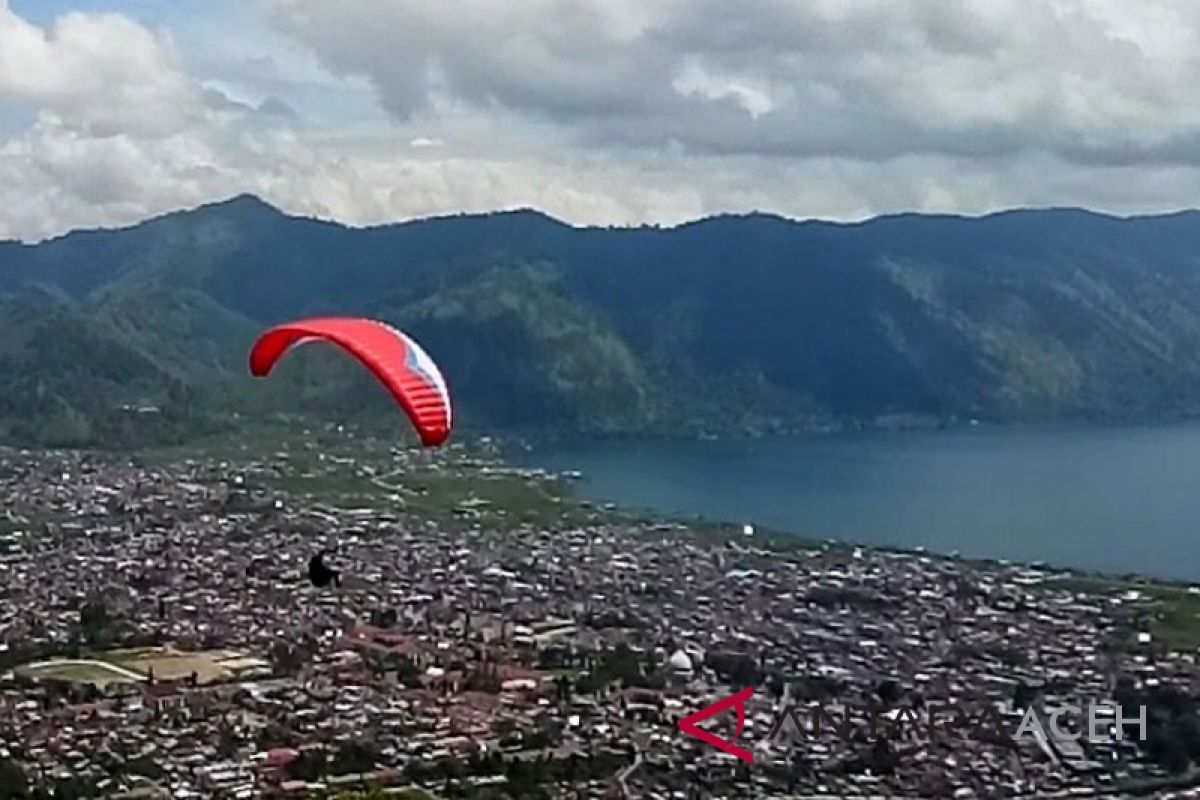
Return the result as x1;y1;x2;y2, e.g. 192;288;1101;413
5;0;1200;241
0;1;202;138
262;0;1200;165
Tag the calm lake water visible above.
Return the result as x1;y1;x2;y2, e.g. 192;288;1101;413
523;424;1200;581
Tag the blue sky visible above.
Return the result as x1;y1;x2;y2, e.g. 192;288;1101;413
11;0;169;22
4;0;1200;241
8;0;384;126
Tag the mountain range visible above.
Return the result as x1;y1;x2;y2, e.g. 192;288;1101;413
4;195;1200;447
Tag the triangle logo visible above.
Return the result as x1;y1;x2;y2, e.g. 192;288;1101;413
677;686;755;763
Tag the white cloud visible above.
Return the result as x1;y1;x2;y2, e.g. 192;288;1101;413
409;137;445;149
261;0;1200;165
6;0;1200;241
0;1;202;138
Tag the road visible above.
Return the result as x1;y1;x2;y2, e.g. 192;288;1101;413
617;742;643;798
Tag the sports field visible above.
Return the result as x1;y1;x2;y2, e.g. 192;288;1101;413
19;647;267;688
19;659;142;688
113;648;229;683
106;647;265;684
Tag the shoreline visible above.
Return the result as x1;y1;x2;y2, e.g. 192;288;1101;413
516;423;1200;587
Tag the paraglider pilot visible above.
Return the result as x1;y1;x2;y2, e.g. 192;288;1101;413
308;550;341;588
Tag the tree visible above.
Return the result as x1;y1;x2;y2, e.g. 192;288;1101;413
286;751;328;782
875;679;901;706
0;759;28;799
30;776;96;800
258;722;296;749
505;758;547;798
216;723;240;759
369;608;398;629
1012;680;1037;710
868;737;898;775
599;644;642;687
393;655;422;686
78;599;116;647
331;740;379;776
126;756;164;781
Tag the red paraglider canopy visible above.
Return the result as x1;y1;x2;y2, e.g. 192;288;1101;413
248;317;452;446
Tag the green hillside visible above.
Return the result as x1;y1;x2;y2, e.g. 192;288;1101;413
4;196;1200;446
396;264;656;431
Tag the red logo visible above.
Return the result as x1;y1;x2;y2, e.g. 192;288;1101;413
677;686;755;763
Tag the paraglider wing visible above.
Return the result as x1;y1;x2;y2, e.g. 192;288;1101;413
249;317;452;446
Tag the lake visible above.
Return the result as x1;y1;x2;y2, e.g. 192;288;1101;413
523;424;1200;581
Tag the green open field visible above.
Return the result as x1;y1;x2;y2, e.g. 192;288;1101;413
105;647;243;684
19;647;261;688
1134;584;1200;653
1051;575;1200;653
19;659;140;688
145;420;591;531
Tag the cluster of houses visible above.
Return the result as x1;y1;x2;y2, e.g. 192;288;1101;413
1;444;1198;798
